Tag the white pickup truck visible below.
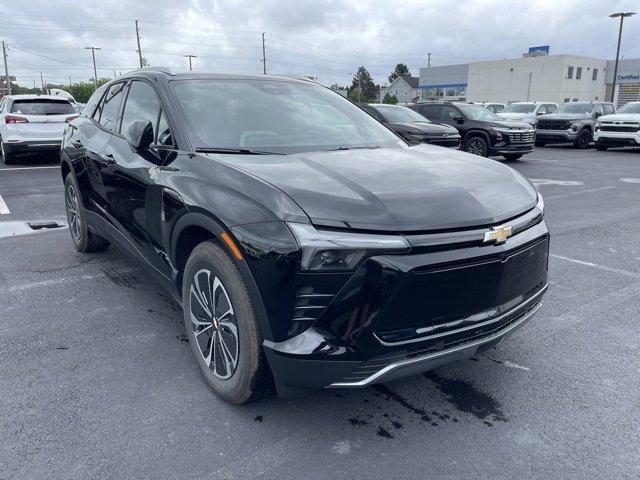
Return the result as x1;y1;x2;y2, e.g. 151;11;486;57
594;101;640;151
0;94;78;164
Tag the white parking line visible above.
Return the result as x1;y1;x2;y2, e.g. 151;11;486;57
0;165;60;172
5;273;105;293
0;194;10;214
550;254;640;279
545;185;616;200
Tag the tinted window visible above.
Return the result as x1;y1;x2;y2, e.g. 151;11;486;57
504;104;536;113
556;103;593;114
121;81;162;136
594;104;604;116
373;105;430;123
457;104;503;121
170;79;401;154
84;87;106;118
10;99;75;115
546;104;557;113
157;110;172;146
441;106;461;121
98;82;125;131
417;105;441;121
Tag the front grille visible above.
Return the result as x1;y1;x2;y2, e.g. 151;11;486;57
507;130;535;143
599;124;640;133
537;120;570;130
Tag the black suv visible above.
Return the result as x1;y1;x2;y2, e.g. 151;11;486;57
61;69;548;403
409;102;535;160
535;101;615;149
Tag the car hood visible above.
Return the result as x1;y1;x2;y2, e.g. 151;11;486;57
211;145;537;232
598;113;640;122
486;120;532;130
387;122;459;135
498;112;535;121
538;113;591;121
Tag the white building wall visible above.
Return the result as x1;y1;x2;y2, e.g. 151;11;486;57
466;55;606;105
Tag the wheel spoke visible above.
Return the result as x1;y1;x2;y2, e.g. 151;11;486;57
195;324;213;337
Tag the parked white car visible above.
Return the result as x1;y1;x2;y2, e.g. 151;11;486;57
482;102;506;113
0;94;78;165
594;101;640;151
499;102;557;126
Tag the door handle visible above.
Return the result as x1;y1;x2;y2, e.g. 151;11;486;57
71;140;83;148
99;153;116;165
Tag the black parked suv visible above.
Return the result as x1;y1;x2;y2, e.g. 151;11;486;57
535;101;615;149
61;69;548;403
409;102;535;160
359;103;461;147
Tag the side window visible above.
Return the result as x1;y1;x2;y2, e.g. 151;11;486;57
536;105;546;115
0;98;5;112
594;104;604;116
98;82;125;131
418;105;440;121
440;106;460;121
547;104;557;113
604;104;615;115
84;87;106;118
156;110;173;146
120;81;161;135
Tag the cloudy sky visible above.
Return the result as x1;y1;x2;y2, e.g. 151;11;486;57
3;0;640;88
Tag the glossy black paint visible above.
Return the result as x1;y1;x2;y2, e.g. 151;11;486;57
61;70;549;398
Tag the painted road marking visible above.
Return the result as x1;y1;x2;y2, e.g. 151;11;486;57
551;253;640;279
529;178;584;186
0;194;9;214
0;165;60;172
545;185;616;200
620;178;640;183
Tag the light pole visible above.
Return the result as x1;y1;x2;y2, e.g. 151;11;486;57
183;54;197;71
84;46;101;89
609;12;635;104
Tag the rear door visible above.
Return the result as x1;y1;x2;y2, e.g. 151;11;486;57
5;98;76;142
415;104;441;122
102;79;176;277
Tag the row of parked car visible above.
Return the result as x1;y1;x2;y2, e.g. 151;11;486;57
358;100;640;160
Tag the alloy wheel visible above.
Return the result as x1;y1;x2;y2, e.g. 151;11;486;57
189;269;239;380
467;139;485;156
65;184;81;241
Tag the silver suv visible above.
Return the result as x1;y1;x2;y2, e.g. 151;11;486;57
0;94;78;164
499;102;557;126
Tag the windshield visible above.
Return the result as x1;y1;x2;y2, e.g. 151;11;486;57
504;104;536;114
373;105;430;124
10;99;75;115
617;103;640;114
457;104;503;121
556;103;594;115
170;79;403;154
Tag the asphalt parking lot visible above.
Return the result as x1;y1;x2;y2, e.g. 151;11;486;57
1;146;640;480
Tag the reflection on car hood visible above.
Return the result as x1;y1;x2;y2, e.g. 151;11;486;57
486;120;532;130
211;145;537;232
597;113;640;122
538;113;591;121
387;122;459;135
498;113;534;120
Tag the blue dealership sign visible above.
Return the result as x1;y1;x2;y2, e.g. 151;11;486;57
528;45;550;55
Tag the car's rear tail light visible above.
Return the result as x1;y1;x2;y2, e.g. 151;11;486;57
65;115;79;122
5;115;28;124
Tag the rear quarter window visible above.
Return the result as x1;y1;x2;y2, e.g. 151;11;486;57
10;99;75;115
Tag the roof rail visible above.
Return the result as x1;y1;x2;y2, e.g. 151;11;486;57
125;66;175;76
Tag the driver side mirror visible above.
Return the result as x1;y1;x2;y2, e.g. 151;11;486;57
126;120;154;150
594;111;602;118
536;110;545;116
453;114;464;124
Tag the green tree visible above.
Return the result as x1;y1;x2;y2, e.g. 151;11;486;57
382;92;398;104
63;78;110;103
348;67;379;103
388;63;411;83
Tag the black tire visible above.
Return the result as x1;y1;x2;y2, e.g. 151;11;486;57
595;144;608;151
182;240;272;404
502;153;523;161
0;140;16;165
463;135;489;157
63;173;110;252
535;141;546;147
573;129;591;149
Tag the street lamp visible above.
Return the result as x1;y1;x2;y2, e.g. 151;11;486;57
183;54;197;71
609;12;635;104
84;46;101;89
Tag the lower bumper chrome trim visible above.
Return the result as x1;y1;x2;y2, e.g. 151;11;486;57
329;300;543;388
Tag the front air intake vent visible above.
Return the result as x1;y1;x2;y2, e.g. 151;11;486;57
287;286;335;337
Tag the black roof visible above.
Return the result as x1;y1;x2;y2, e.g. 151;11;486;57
397;75;419;88
117;68;315;85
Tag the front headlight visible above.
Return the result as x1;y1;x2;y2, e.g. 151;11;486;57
595;122;602;131
569;121;580;131
536;192;545;215
287;223;410;271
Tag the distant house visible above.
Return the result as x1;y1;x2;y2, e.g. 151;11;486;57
379;75;420;103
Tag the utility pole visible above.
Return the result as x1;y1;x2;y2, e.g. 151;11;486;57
40;72;45;94
135;19;143;68
609;12;636;104
69;76;72;86
427;52;431;67
2;41;11;95
183;54;197;71
261;32;266;75
84;46;101;89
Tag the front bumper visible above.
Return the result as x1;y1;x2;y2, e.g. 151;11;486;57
3;140;62;155
535;129;578;143
489;143;535;155
264;219;549;397
594;131;640;147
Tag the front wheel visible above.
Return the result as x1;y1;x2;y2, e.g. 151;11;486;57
503;153;523;161
573;129;591;149
64;174;109;252
182;240;272;404
463;135;488;157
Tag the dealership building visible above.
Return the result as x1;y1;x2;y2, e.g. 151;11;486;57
418;50;640;107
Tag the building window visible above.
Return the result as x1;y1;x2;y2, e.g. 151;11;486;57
576;67;582;80
567;66;573;79
573;98;578;102
564;98;570;102
592;68;598;81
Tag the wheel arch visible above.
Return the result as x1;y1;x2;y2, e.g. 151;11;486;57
170;212;274;340
462;129;491;145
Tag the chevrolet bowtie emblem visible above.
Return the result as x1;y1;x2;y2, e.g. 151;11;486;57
483;225;513;244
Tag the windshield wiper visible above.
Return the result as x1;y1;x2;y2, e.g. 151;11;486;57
324;145;383;152
195;147;285;155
